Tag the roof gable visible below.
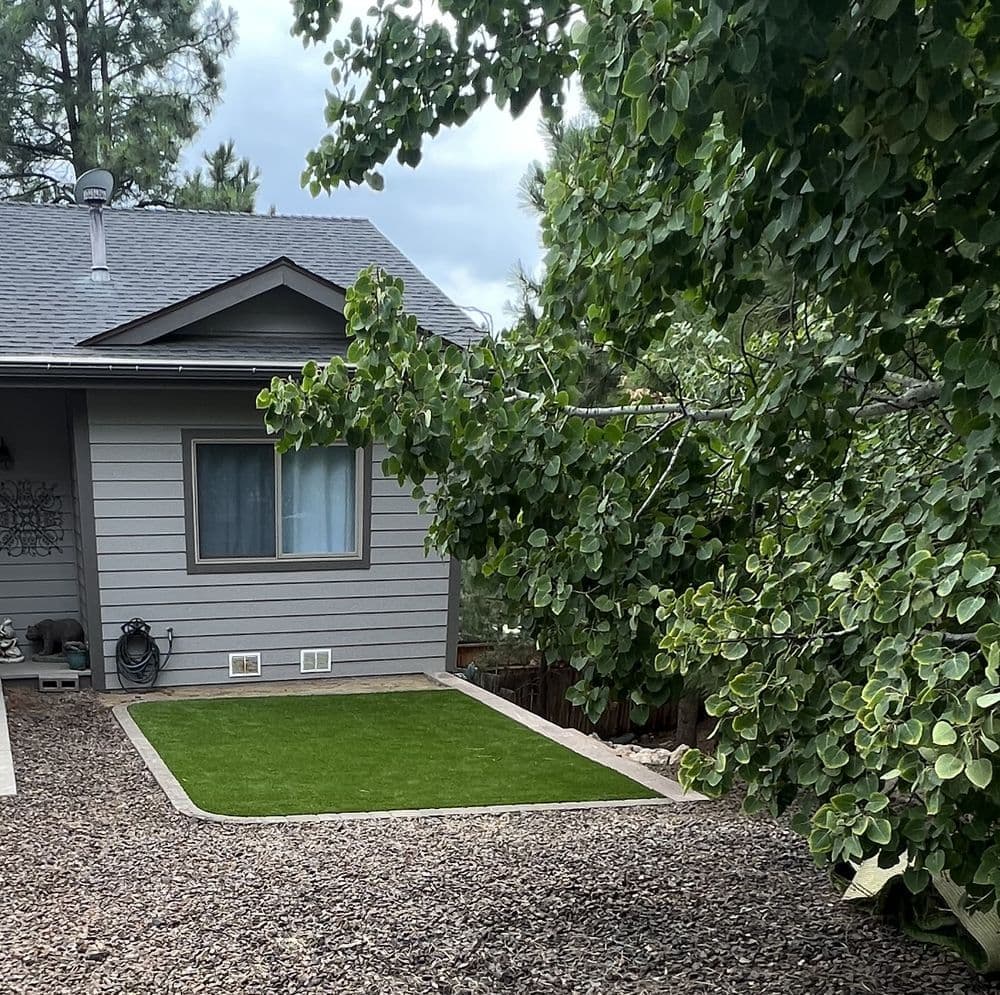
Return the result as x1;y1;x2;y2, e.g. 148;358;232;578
0;202;483;373
80;257;347;347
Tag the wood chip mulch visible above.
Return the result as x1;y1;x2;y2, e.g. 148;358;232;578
0;690;997;995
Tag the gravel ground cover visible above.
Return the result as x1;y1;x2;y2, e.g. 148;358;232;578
1;689;998;995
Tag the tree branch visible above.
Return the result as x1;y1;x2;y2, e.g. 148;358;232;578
506;381;944;423
848;382;944;419
637;421;692;517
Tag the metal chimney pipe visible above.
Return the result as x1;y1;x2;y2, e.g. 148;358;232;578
73;169;115;283
85;191;109;282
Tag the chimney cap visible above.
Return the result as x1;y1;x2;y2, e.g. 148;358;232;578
74;168;114;207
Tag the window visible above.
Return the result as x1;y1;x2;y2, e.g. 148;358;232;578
186;435;367;572
229;652;261;678
300;648;332;674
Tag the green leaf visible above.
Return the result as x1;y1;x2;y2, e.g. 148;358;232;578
957;596;985;625
808;214;833;243
622;52;653;98
879;523;906;544
872;0;901;17
962;553;995;587
669;71;690;112
841;105;866;140
935;753;965;780
932;720;957;746
925;106;957;142
904;867;930;894
868;817;893;846
633;93;652;133
966;758;993;789
976;691;1000;709
649;107;677;146
771;609;791;634
496;555;519;577
527;529;548;548
730;34;759;73
925;849;946;875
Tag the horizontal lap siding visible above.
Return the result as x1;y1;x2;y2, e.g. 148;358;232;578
0;391;81;644
87;388;450;689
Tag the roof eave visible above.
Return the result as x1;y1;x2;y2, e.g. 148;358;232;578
0;355;352;382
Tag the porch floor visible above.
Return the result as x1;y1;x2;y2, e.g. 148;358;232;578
0;660;90;680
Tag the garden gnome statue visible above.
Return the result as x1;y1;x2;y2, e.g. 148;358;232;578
0;618;24;664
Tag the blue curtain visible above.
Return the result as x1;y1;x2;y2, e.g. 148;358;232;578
281;447;356;555
196;443;276;559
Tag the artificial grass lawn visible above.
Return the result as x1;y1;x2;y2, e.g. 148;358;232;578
129;689;660;816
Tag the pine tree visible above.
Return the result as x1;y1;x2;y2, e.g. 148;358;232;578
174;140;260;213
0;0;237;203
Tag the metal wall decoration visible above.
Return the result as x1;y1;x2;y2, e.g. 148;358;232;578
0;481;64;557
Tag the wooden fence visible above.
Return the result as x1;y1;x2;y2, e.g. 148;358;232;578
459;653;678;738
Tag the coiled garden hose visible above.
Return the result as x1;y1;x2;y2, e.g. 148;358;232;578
115;617;173;688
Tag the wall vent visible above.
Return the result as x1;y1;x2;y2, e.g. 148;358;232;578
228;651;261;678
300;648;332;674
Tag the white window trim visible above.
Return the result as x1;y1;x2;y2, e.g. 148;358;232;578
228;651;262;678
190;438;365;566
300;648;333;674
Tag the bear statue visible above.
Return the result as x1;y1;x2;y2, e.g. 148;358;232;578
25;618;85;657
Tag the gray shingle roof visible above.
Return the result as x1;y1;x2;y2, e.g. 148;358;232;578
0;201;481;369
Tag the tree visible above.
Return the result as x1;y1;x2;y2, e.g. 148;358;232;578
174;140;260;212
459;560;527;644
267;0;1000;950
0;0;236;203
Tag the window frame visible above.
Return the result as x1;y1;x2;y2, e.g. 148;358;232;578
182;429;371;574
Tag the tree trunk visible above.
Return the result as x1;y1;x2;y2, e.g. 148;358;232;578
52;2;83;172
675;693;700;747
71;0;97;171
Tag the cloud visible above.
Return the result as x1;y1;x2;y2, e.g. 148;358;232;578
185;1;548;328
438;264;524;333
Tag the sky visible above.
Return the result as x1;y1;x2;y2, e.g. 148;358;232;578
182;0;553;330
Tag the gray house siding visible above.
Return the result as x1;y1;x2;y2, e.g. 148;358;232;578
86;388;450;689
0;391;81;646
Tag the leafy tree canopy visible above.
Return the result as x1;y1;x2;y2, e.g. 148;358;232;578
174;139;261;212
0;0;236;203
264;0;1000;939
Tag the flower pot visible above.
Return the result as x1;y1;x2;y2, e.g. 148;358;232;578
65;646;89;671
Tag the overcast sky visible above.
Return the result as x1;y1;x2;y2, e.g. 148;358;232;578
182;1;553;329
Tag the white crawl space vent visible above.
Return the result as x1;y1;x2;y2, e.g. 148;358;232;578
228;652;261;678
300;648;332;674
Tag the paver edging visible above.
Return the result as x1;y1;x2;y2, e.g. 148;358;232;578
113;673;703;824
0;678;16;797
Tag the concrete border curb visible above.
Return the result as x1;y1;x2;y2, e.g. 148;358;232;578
0;679;18;797
113;674;703;824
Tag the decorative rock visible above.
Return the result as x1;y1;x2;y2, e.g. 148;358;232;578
609;743;691;766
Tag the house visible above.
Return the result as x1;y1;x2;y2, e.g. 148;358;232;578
0;194;477;690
